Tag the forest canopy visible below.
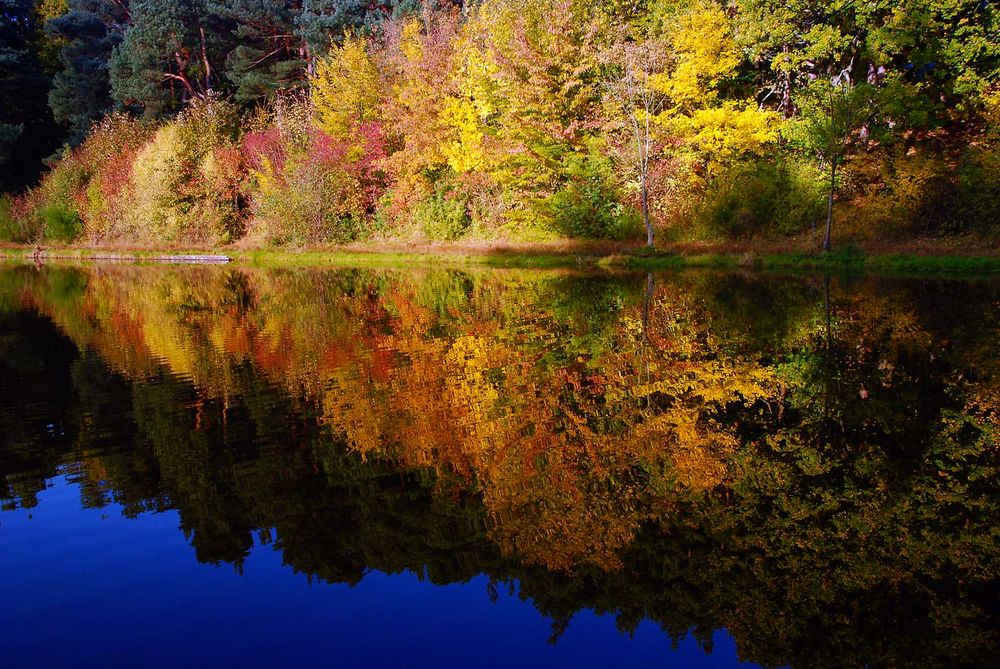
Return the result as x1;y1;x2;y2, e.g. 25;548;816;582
1;0;998;246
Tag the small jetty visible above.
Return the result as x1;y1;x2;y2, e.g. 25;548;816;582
149;255;232;264
1;249;233;265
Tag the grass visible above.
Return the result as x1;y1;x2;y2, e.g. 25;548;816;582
2;240;1000;275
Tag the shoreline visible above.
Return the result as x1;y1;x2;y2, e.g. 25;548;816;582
2;241;1000;275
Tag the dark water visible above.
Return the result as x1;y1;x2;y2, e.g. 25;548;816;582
0;263;997;669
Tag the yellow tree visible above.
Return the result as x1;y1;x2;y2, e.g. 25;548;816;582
651;1;781;176
311;34;382;139
379;10;463;206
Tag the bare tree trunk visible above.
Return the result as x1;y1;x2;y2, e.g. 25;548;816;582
200;27;213;94
824;158;836;252
781;43;792;119
641;177;653;248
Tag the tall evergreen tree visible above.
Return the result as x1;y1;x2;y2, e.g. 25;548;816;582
109;0;234;116
46;0;130;142
0;0;60;190
208;0;308;103
295;0;438;59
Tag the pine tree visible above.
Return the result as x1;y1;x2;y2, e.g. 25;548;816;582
0;0;60;189
46;0;130;142
109;0;234;116
208;0;308;104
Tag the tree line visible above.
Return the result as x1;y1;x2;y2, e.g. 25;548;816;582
1;0;998;246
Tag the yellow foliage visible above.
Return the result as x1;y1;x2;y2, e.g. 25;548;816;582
126;124;186;241
311;34;382;138
652;1;740;112
645;2;783;176
674;102;782;172
441;96;488;173
984;89;1000;134
374;13;467;210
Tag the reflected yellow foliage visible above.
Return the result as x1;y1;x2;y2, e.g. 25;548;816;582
14;265;995;575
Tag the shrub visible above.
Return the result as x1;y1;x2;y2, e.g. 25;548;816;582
543;146;640;240
194;146;249;243
76;114;152;239
40;203;82;242
0;196;38;242
35;148;87;213
122;98;244;243
414;190;470;241
248;129;368;245
124;123;188;241
850;145;1000;239
696;158;826;239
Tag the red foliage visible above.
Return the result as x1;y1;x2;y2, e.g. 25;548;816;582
242;128;287;172
209;145;248;197
99;149;137;205
10;193;33;221
353;122;391;212
306;128;349;167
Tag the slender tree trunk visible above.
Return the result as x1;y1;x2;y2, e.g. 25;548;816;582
641;176;653;248
781;43;792;119
642;272;654;335
200;27;213;93
824;158;836;252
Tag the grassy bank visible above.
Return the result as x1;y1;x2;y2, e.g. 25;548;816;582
3;241;1000;275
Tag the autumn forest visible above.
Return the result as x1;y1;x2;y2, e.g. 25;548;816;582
1;0;998;250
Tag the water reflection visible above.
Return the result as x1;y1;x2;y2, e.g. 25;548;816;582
0;263;998;668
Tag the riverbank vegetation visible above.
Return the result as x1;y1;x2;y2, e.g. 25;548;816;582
1;0;998;250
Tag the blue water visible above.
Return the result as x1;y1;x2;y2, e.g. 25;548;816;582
1;477;751;668
5;263;996;667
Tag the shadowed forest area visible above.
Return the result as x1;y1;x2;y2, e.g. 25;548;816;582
1;0;998;251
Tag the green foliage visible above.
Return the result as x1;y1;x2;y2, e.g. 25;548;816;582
249;149;365;245
786;80;874;163
250;166;363;245
413;190;470;241
39;203;82;241
0;196;38;242
45;0;127;143
1;0;998;248
543;149;640;240
0;0;62;191
208;0;307;103
696;159;826;238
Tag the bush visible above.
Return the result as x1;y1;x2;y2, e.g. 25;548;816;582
0;196;32;242
35;149;87;213
543;146;640;240
850;145;1000;239
124;123;188;241
40;203;82;242
122;98;244;243
248;129;368;245
76;114;152;239
414;190;470;241
696;159;826;239
1;193;46;243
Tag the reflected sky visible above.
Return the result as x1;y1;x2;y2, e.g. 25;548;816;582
1;476;750;669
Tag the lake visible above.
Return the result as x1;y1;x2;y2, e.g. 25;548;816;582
0;262;997;668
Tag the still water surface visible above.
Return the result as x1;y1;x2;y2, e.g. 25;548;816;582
0;263;997;668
